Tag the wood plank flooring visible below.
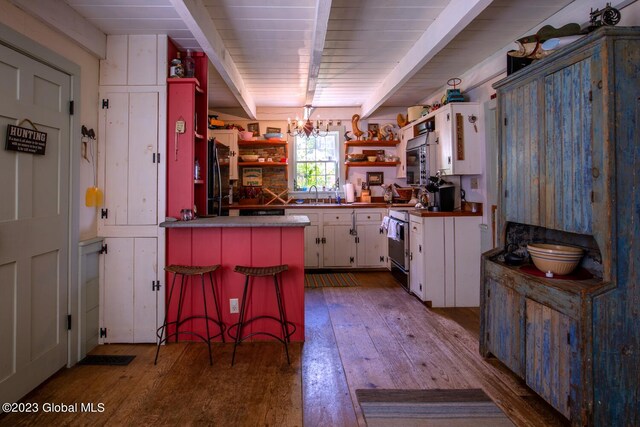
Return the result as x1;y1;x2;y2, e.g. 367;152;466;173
0;272;567;426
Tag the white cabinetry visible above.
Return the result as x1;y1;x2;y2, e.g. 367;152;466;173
100;237;158;343
299;208;387;269
208;129;239;180
409;214;481;307
355;211;386;267
97;35;167;343
432;103;482;175
322;211;356;267
396;125;414;179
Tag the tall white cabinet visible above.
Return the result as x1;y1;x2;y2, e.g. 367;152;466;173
97;35;167;343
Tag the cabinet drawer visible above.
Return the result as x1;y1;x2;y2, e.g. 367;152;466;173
323;212;352;223
356;212;382;222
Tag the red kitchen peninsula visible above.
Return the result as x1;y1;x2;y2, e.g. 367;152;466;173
160;216;309;342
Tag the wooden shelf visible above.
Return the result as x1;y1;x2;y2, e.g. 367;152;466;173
345;140;399;147
345;161;399;167
344;161;400;180
239;161;288;167
239;139;288;146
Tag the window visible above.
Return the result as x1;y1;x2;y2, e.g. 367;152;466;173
293;131;340;190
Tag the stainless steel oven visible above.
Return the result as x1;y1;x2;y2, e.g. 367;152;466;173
388;209;410;292
405;132;432;186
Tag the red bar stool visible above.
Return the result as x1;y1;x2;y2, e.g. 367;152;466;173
155;264;225;365
228;264;295;365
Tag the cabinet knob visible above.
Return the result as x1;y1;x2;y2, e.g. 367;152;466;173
367;215;371;219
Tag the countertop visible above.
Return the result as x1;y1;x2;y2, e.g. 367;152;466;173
160;215;311;228
409;209;482;218
229;202;415;210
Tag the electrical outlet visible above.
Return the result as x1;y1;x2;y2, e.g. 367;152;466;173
230;298;239;314
470;177;479;189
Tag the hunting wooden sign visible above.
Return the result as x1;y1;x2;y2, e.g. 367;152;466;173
5;124;48;155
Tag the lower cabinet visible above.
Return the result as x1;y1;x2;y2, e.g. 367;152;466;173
480;255;589;424
483;277;525;377
100;237;160;343
409;214;481;307
299;208;386;269
525;298;575;419
323;224;356;267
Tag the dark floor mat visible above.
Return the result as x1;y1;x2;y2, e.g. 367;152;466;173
78;355;136;366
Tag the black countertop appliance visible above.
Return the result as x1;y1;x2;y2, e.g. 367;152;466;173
437;184;455;212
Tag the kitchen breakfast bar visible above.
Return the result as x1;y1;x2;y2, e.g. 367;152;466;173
160;215;310;343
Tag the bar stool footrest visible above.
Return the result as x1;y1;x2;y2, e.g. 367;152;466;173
227;315;296;342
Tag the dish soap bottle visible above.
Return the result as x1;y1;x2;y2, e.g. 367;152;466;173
184;49;195;78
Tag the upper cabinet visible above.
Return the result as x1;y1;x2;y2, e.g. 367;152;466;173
403;103;482;178
209;129;239;180
98;35;168;232
432;103;482;175
499;57;594;236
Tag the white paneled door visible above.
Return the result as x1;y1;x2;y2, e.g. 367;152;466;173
0;43;71;404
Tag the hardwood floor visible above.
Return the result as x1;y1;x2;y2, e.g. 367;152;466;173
0;272;567;426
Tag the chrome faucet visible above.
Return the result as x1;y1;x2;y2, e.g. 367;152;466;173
309;185;319;204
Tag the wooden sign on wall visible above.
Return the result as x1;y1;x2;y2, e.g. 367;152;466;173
455;113;464;161
5;124;47;155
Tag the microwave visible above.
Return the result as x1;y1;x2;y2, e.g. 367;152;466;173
406;133;430;186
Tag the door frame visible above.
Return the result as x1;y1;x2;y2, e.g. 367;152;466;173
0;23;82;366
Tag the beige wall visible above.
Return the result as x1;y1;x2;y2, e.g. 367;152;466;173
0;0;101;240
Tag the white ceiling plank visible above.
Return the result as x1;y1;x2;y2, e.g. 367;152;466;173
12;0;106;58
170;0;257;119
360;0;493;118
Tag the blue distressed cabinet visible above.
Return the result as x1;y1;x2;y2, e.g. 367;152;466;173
480;27;639;426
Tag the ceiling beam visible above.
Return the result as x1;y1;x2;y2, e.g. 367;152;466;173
170;0;257;120
360;0;494;118
11;0;106;58
305;0;332;106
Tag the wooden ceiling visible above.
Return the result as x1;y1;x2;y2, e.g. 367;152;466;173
18;0;583;118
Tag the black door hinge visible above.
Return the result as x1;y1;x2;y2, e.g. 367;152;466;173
99;244;108;254
487;289;491;298
152;281;161;291
419;244;422;253
349;256;354;263
69;101;74;115
567;332;571;345
153;153;161;163
67;314;72;330
504;117;508;126
99;328;107;338
355;237;360;244
380;256;385;262
101;208;108;219
379;227;384;234
321;237;326;244
102;99;109;109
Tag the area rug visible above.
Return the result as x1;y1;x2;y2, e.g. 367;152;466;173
78;355;136;366
304;272;359;288
356;388;514;427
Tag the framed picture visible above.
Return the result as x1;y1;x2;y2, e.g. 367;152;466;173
242;167;262;186
366;172;383;186
247;122;260;137
266;126;281;134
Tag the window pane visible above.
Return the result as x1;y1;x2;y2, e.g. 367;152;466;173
294;131;340;189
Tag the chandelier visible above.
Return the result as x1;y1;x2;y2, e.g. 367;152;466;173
287;105;334;138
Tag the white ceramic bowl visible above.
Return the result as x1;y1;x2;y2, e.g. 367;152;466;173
241;154;259;162
239;131;254;141
527;243;583;275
